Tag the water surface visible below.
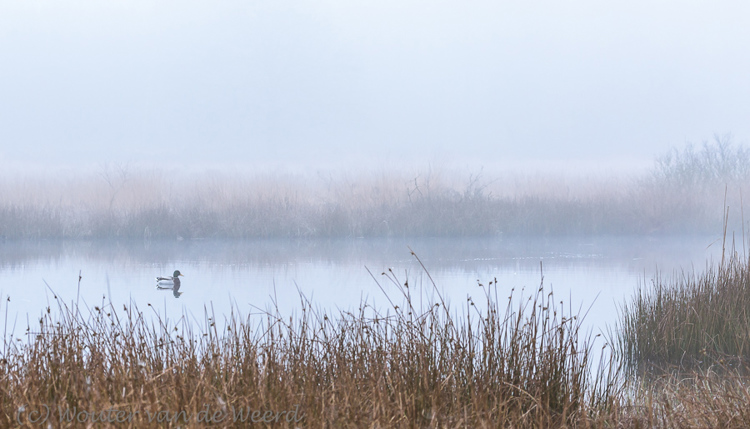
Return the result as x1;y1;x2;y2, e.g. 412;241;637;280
0;235;723;335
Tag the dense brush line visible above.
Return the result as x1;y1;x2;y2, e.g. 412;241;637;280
3;138;750;239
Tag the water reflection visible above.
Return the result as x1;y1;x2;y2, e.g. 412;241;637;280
0;235;720;269
156;284;183;298
0;235;724;333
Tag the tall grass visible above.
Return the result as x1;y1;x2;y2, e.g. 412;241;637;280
0;261;620;427
617;238;750;371
618;261;750;371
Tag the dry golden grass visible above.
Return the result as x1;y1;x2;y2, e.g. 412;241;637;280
622;369;750;428
0;255;622;428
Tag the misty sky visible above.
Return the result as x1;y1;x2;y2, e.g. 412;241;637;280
1;0;749;173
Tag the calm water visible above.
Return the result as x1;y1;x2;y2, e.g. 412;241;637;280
0;235;724;335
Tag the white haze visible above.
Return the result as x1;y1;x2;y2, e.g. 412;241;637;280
1;0;749;175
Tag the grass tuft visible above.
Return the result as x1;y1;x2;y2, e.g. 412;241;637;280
617;251;750;372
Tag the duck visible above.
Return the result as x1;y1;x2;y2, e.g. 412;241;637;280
156;270;184;288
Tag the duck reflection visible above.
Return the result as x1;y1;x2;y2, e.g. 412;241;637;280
156;270;184;298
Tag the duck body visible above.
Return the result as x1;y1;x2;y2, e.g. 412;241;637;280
156;270;183;287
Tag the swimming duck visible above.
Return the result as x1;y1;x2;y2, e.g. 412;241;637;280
156;270;184;287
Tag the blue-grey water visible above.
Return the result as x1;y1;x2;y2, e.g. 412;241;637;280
0;235;723;336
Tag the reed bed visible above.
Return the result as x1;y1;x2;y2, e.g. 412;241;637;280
0;168;731;240
2;138;750;239
0;260;621;428
617;250;750;372
0;167;630;239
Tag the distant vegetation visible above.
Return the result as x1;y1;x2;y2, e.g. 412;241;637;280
635;135;750;236
0;136;747;239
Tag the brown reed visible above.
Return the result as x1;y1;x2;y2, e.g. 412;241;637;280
0;261;620;428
